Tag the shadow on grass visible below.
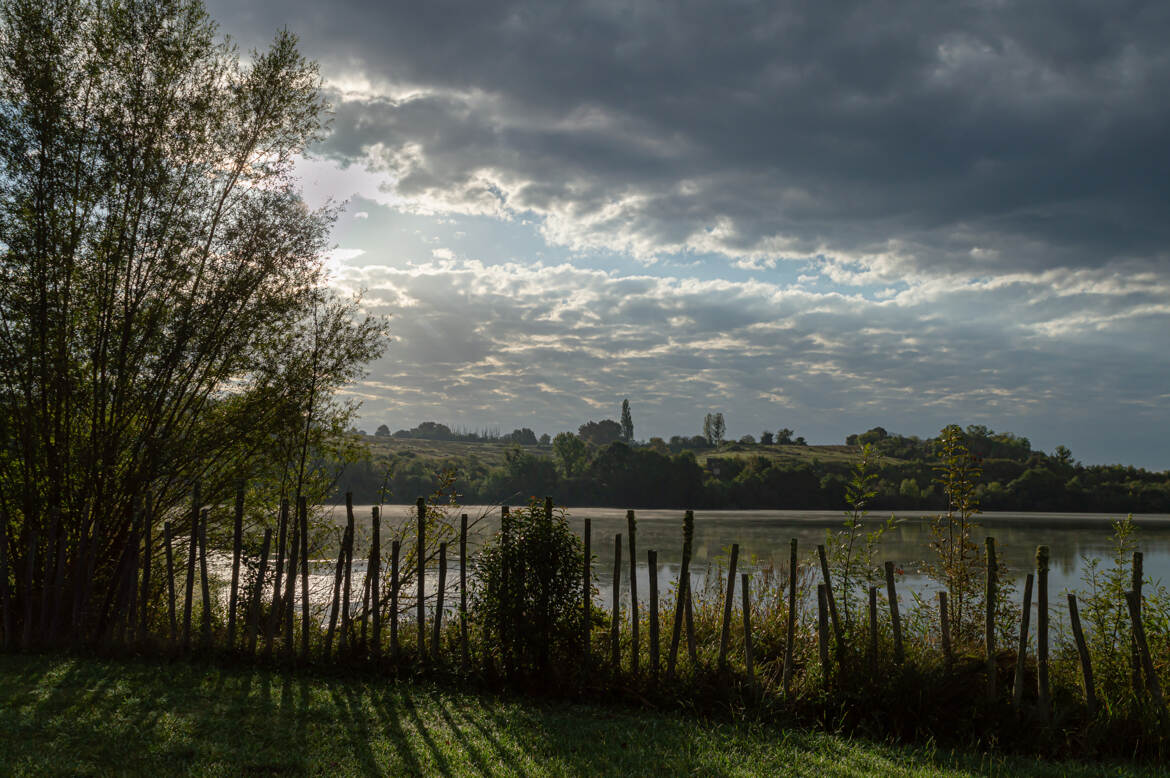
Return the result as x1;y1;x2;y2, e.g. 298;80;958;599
0;652;1161;777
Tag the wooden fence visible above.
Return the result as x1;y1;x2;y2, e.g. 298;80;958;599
0;485;1164;725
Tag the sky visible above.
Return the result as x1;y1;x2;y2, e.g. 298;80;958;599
206;1;1170;469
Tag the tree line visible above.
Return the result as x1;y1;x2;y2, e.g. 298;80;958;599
335;423;1170;513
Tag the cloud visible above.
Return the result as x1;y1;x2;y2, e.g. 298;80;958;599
327;250;1170;467
211;0;1170;282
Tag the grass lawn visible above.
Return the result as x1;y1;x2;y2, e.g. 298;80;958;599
0;653;1153;777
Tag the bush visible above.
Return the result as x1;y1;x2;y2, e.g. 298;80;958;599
472;498;589;676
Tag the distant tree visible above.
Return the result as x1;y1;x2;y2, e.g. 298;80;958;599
857;426;889;445
760;431;774;445
506;427;538;446
776;427;794;445
538;433;551;446
375;424;391;437
578;419;622;447
553;432;589;477
794;436;807;446
620;398;634;442
1053;445;1075;467
411;421;453;440
739;434;756;444
703;412;726;446
648;436;669;454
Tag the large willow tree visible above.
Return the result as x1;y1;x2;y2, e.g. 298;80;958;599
0;0;385;646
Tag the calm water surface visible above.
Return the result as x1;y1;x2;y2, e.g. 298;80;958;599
315;506;1170;612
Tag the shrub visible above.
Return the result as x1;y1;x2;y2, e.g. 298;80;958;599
472;497;589;676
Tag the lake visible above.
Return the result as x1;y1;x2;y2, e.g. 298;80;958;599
312;506;1170;613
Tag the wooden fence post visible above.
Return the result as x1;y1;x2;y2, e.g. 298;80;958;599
939;590;952;669
390;539;400;661
627;510;639;674
783;538;798;697
985;537;997;700
227;481;244;649
648;549;659;679
1131;551;1144;695
459;513;468;670
1125;589;1164;710
264;499;289;658
718;543;739;670
611;533;622;668
884;562;903;665
339;494;355;656
247;529;271;655
282;502;299;657
0;508;10;649
163;521;177;643
325;534;346;658
372;507;383;661
1036;545;1050;721
1067;593;1097;716
432;542;447;659
1012;573;1034;709
299;496;309;659
182;483;200;652
138;495;154;643
816;544;844;668
583;518;591;668
668;510;694;677
416;497;426;660
742;572;755;691
867;585;878;675
198;509;211;649
817;584;831;685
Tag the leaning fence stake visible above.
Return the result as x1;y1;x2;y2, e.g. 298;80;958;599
667;511;694;677
163;521;177;643
884;562;903;665
1126;589;1164;711
182;483;200;652
817;543;845;668
432;542;447;659
246;529;271;655
1012;572;1034;709
227;481;244;649
718;543;739;670
198;509;212;649
1067;593;1097;716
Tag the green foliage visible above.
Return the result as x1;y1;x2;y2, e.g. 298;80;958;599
619;399;634;443
552;431;588;478
824;443;893;631
471;497;589;675
926;424;984;646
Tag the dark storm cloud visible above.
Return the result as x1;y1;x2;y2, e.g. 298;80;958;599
211;0;1170;276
